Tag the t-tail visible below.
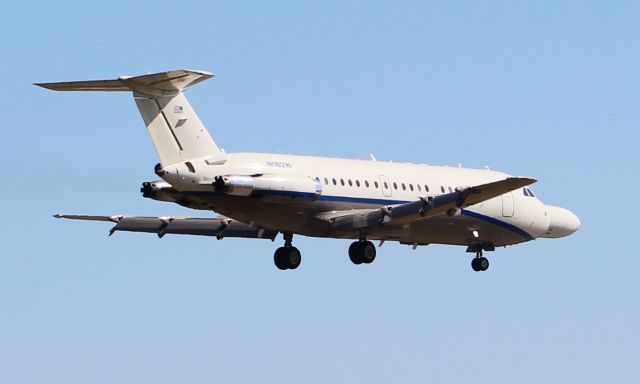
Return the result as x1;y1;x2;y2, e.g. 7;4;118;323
35;69;223;166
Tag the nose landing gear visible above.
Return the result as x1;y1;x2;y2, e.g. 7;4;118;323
471;249;489;272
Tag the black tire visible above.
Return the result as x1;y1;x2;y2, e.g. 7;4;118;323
287;247;302;269
361;241;376;264
471;258;480;272
349;242;363;265
479;257;489;271
274;247;288;270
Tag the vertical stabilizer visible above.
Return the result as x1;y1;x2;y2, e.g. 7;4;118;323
134;91;221;165
36;69;224;165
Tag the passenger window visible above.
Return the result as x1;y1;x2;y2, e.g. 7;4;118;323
425;185;430;192
393;182;398;190
365;180;370;188
356;180;360;187
448;186;453;193
440;186;445;193
417;184;421;192
340;179;345;186
324;177;329;185
332;178;337;186
401;183;406;191
383;182;387;189
185;161;195;173
409;184;414;191
348;179;353;187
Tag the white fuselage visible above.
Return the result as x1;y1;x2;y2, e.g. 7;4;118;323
158;152;570;248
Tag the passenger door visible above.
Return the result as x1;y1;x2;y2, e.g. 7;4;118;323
379;175;392;197
502;192;514;217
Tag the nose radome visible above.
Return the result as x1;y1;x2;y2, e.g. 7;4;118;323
544;205;581;238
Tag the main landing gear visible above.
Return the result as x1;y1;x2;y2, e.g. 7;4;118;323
273;232;301;270
348;240;376;265
471;249;490;272
272;234;378;270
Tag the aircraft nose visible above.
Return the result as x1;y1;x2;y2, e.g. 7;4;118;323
544;205;581;238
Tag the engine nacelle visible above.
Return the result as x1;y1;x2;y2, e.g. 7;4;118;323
140;180;179;202
213;175;255;197
214;174;322;200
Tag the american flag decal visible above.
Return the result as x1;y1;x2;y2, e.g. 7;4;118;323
174;105;184;113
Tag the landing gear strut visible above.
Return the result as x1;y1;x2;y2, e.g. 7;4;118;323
274;232;301;270
471;249;489;272
348;239;376;265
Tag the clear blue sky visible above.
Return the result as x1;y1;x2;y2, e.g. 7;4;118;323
1;1;638;383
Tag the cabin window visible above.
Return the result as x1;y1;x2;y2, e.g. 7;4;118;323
382;182;387;189
441;186;445;193
393;182;398;190
425;185;430;192
365;180;370;188
417;184;421;192
448;186;453;193
376;181;381;189
348;179;353;187
401;183;406;191
409;184;414;191
185;161;195;173
324;177;329;185
340;179;345;186
356;180;361;187
332;178;337;185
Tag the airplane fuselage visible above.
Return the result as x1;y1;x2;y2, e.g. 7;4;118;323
156;152;558;247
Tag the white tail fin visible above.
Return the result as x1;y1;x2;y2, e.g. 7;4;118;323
36;69;224;165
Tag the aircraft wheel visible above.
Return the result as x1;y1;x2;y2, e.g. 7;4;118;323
286;247;302;270
361;241;376;264
471;257;489;272
478;257;489;271
349;242;363;264
274;247;289;270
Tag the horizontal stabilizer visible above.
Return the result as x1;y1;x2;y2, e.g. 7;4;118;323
35;69;213;97
54;214;278;240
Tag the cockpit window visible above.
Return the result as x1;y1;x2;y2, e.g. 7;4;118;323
523;188;530;196
527;188;535;197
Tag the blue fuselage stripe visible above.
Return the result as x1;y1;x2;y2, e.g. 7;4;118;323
460;210;533;241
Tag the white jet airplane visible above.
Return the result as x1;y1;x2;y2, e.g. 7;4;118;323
37;69;580;271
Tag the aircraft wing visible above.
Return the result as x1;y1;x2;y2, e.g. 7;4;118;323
53;214;278;240
326;177;536;232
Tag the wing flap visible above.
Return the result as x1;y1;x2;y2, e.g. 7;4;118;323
54;214;278;240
